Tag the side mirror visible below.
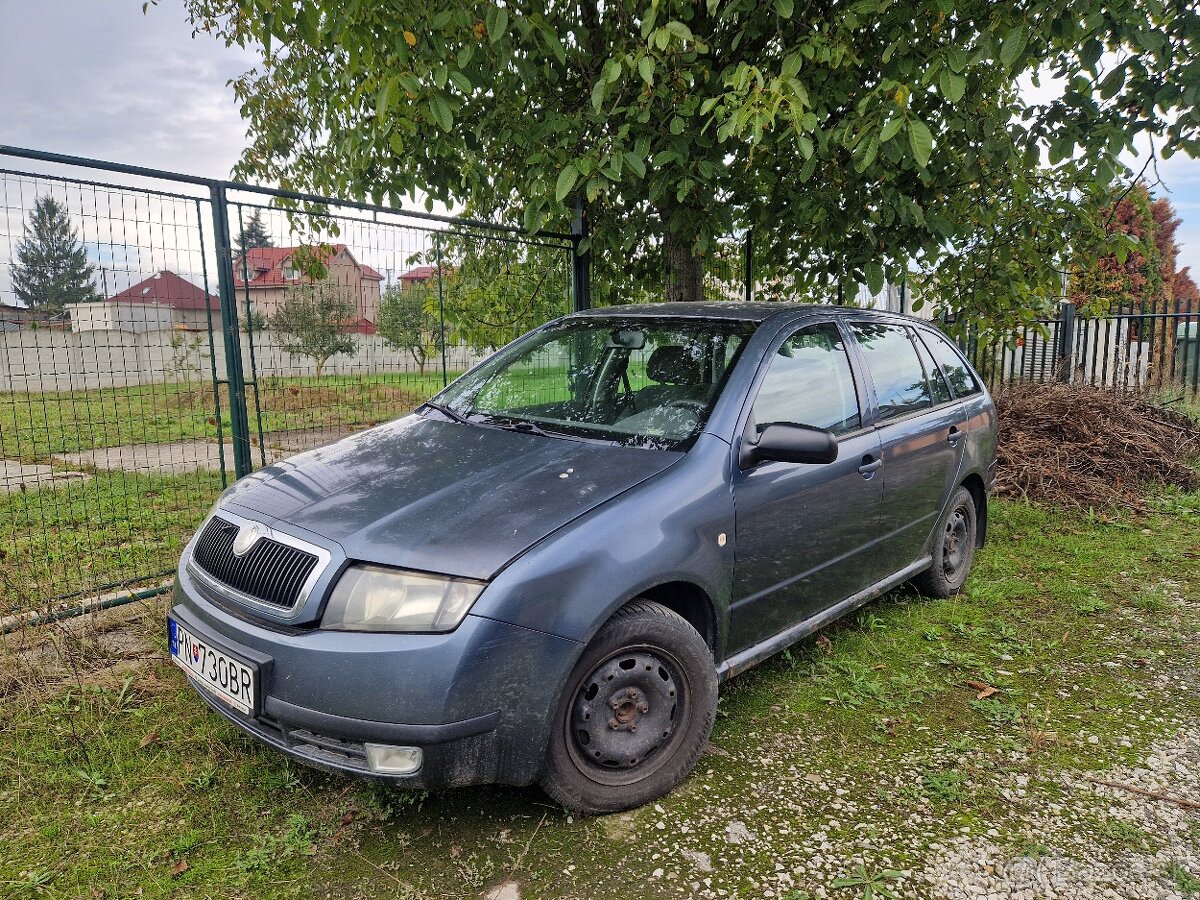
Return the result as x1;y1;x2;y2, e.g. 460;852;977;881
740;423;839;468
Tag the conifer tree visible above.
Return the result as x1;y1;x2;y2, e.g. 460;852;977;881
11;197;99;314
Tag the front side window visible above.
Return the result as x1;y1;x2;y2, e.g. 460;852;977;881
918;329;982;398
849;322;932;421
751;322;861;435
434;318;753;449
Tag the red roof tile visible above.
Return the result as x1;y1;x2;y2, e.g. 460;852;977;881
108;271;218;310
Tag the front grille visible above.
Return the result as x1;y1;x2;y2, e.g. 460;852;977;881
193;516;319;610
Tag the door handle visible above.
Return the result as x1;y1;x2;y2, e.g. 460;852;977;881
858;455;883;478
947;426;962;447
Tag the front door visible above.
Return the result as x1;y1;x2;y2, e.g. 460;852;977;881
730;322;884;655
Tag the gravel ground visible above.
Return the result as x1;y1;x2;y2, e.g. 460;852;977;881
926;724;1200;899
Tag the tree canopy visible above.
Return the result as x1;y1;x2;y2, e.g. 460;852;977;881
271;282;358;377
12;196;99;314
183;0;1200;326
1071;185;1200;314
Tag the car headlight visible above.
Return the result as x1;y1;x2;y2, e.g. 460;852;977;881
321;564;486;633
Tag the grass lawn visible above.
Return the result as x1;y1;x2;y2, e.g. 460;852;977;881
0;372;453;461
0;470;226;614
2;493;1199;898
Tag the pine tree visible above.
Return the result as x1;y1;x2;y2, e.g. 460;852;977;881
11;197;99;314
235;209;275;255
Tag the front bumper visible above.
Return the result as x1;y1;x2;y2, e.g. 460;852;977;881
171;567;583;788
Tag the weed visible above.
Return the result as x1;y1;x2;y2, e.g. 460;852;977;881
831;864;904;899
1168;862;1200;895
970;697;1022;724
920;768;968;803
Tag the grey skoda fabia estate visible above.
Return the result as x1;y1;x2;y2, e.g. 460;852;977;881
169;302;996;813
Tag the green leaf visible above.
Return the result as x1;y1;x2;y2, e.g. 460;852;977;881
865;262;885;296
429;95;454;131
555;163;580;202
797;134;814;159
781;52;803;80
665;21;694;42
908;117;933;167
376;75;397;119
638;55;654;85
798;153;818;182
487;6;509;44
939;70;966;103
670;116;685;135
624;151;646;178
774;0;794;17
879;117;903;143
999;26;1027;70
591;79;608;111
854;136;879;173
448;70;473;93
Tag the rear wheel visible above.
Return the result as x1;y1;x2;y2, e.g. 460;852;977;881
540;600;716;814
913;485;977;598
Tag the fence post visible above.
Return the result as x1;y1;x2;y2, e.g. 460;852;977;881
209;183;254;479
743;229;753;303
1056;300;1076;384
434;232;449;387
571;197;591;311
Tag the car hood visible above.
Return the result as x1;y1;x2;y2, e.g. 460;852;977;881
221;414;682;580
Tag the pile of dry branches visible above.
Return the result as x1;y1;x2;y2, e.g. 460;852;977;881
994;382;1200;509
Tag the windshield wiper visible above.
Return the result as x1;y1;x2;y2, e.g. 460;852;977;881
478;414;557;438
421;400;473;425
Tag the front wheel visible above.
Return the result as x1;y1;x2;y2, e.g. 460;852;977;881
912;485;978;598
539;600;717;814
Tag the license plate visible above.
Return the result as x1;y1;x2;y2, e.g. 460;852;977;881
169;618;256;715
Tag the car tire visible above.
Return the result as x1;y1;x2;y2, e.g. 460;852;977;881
913;485;978;598
539;600;717;815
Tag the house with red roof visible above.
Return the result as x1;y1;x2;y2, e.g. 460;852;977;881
68;271;219;332
233;245;384;326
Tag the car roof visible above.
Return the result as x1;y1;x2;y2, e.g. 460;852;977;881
566;301;916;326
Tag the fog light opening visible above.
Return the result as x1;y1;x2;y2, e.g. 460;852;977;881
364;743;423;775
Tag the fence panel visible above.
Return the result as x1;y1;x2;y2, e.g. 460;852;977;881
223;198;574;468
962;303;1200;402
0;167;227;618
0;150;576;622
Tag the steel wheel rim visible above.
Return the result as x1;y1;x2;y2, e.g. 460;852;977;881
564;644;691;786
942;504;971;581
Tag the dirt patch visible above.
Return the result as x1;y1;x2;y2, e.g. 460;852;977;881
995;382;1200;509
0;596;167;701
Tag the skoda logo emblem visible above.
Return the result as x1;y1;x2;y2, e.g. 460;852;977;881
232;523;263;557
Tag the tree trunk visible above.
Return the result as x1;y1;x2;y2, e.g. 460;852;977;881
663;230;706;304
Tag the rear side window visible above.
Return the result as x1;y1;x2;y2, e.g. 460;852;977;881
849;322;932;421
918;329;981;398
752;323;861;435
912;332;952;404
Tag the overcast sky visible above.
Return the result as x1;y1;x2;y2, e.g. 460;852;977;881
1;0;1198;279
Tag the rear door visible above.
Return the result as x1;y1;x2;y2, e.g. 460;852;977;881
730;321;884;653
847;321;967;573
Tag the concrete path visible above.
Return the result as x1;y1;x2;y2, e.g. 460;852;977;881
49;426;361;476
0;459;91;493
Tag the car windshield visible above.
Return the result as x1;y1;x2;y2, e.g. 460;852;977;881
431;318;755;449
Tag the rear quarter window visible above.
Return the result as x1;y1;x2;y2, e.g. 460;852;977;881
917;329;982;398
